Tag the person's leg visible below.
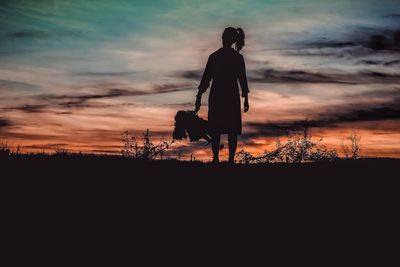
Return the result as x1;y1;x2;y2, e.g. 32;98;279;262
211;134;220;162
228;134;237;163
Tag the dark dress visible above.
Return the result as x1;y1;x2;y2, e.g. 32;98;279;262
198;47;249;135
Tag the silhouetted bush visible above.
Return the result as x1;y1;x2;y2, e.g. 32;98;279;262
121;129;170;160
237;128;338;164
341;130;362;160
55;149;72;156
0;142;11;158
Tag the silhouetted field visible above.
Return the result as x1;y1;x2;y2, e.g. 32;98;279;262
3;153;398;215
2;154;398;179
3;154;398;249
3;154;398;225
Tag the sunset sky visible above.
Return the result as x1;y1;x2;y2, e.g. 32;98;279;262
1;0;399;159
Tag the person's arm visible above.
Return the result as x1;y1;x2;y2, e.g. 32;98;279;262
195;55;212;113
238;55;250;112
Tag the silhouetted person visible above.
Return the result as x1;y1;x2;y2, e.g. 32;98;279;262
194;27;250;163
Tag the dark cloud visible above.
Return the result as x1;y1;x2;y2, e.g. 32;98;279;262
1;104;48;113
5;30;80;39
246;120;321;137
345;88;400;99
37;88;132;108
290;25;400;60
73;71;135;77
181;70;203;80
355;59;400;66
1;83;188;113
166;142;208;158
152;83;190;94
6;31;50;38
300;28;397;52
22;143;69;150
87;149;120;154
358;60;384;65
384;14;400;18
166;102;194;108
2;129;127;143
0;118;12;134
326;99;400;124
35;84;188;108
0;80;40;91
364;30;400;51
181;67;400;85
383;59;400;66
250;69;354;84
0;118;11;128
298;41;357;49
250;68;400;84
22;144;122;154
1;132;63;141
245;97;400;138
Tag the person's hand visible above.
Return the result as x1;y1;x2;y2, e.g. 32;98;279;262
194;94;202;114
244;96;249;112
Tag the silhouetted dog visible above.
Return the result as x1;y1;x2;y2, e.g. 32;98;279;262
173;110;225;150
173;110;212;145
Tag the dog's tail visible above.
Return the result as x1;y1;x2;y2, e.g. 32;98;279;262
203;134;211;145
203;134;224;150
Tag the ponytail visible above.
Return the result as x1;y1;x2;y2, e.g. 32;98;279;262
222;26;245;52
235;27;245;52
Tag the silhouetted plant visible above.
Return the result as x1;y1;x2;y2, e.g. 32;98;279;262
0;142;11;158
171;147;184;160
121;129;170;160
55;149;72;156
122;131;138;158
236;149;254;164
341;130;362;159
237;127;338;164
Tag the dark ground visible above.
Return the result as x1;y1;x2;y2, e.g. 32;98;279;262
2;154;398;178
1;155;398;262
2;155;398;198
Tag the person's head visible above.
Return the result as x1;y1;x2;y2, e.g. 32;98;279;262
222;27;245;51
